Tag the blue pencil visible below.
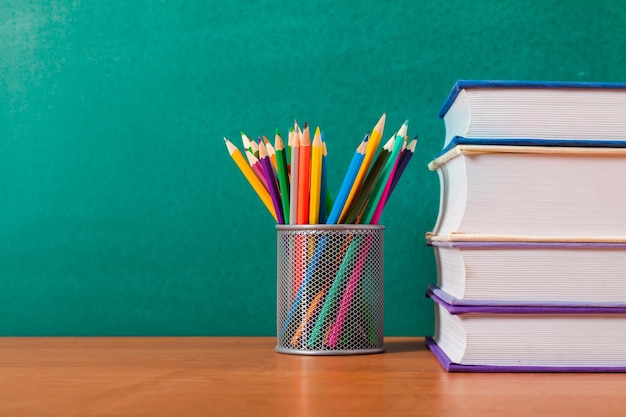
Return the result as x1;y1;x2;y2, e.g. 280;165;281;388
326;135;368;224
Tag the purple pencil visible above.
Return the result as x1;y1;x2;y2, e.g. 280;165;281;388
388;136;417;197
258;140;285;224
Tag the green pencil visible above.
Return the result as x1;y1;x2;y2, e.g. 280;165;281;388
343;136;393;224
361;121;408;223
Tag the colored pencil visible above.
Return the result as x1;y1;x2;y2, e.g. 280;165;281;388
289;124;300;225
326;136;368;224
361;121;408;224
326;233;373;348
274;130;291;225
308;234;360;347
240;131;252;153
388;137;417;199
297;123;311;224
263;135;278;172
242;132;265;186
338;114;386;223
369;141;404;224
319;136;328;223
245;149;269;191
309;127;323;224
290;288;325;346
223;138;277;221
241;132;259;158
258;140;284;224
279;235;329;337
343;135;394;224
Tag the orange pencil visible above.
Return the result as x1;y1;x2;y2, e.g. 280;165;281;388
297;123;311;224
290;289;325;346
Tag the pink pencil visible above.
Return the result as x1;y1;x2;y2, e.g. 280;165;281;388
245;149;269;191
369;143;404;224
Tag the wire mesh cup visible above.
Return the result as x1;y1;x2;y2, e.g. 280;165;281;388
276;225;385;355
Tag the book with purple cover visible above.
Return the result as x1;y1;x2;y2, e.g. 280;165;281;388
426;288;626;372
424;337;626;373
427;238;626;306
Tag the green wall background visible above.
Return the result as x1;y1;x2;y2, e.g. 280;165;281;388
2;0;625;336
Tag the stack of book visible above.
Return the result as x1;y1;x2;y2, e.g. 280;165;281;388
425;80;626;372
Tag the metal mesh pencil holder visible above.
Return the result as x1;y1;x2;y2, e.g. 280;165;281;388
276;225;385;355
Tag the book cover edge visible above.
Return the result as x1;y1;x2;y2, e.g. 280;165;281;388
425;337;626;373
426;287;626;314
438;80;626;119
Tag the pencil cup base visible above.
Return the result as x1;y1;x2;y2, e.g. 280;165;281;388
275;346;385;356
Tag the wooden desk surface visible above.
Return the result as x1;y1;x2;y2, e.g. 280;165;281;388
2;337;626;416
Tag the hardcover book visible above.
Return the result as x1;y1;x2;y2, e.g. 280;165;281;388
427;239;626;305
439;80;626;149
426;288;626;372
428;145;626;238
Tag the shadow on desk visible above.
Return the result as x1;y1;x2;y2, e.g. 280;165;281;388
383;337;426;354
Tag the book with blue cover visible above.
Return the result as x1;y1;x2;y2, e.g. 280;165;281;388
426;288;626;372
439;80;626;150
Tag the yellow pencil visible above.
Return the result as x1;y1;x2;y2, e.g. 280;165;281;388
224;138;277;221
338;113;386;223
309;127;323;224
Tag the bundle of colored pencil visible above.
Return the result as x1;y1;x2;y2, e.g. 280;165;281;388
224;114;417;225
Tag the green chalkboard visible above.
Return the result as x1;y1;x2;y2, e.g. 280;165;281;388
2;0;625;336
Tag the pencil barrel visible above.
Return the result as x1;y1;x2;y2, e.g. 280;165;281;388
276;225;385;355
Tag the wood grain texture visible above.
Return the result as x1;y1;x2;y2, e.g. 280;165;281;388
2;337;626;416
